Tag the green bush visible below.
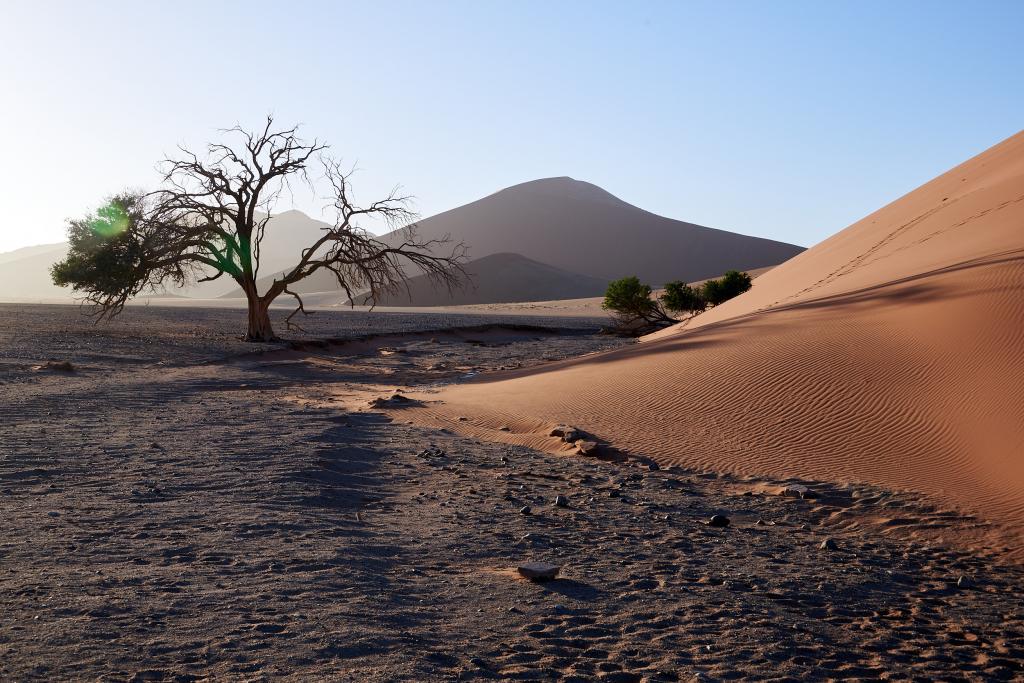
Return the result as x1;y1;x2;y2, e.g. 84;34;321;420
602;276;674;329
661;280;706;315
602;276;656;318
702;270;752;306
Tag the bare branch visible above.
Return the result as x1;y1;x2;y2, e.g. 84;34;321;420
283;287;312;332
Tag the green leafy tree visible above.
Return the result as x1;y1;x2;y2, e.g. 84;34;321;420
660;280;706;315
602;276;674;329
702;270;752;306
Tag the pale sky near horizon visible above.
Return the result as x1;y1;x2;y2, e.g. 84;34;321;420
0;1;1021;254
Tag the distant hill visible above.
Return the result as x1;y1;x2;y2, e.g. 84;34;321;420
0;243;71;301
379;177;804;286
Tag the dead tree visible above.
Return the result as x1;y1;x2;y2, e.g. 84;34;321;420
51;117;467;341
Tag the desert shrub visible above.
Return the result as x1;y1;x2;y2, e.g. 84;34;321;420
602;276;674;330
661;280;706;315
702;270;752;306
603;276;656;318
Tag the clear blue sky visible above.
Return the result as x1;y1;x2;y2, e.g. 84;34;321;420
0;0;1021;253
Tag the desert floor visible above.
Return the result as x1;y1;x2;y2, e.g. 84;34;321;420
2;304;1023;681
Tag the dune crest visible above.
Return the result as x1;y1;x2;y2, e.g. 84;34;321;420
399;131;1024;557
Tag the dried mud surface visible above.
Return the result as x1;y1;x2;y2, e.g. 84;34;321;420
1;304;1023;681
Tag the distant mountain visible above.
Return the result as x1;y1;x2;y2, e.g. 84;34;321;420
379;177;804;286
0;243;71;301
0;243;67;266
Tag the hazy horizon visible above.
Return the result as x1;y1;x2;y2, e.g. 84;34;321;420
1;1;1022;254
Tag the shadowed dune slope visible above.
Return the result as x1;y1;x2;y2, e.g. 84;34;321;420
411;131;1024;555
369;252;610;306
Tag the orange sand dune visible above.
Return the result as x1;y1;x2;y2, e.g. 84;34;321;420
403;131;1024;554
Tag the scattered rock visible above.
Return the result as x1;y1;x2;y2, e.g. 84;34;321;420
708;514;730;528
820;538;838;551
554;495;570;508
517;562;561;582
368;392;415;408
647;462;660;471
498;425;511;432
957;575;973;589
519;505;532;515
575;440;599;456
780;484;808;498
549;424;581;442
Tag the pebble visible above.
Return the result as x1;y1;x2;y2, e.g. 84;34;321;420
957;575;973;589
554;495;569;508
708;514;730;528
519;505;532;515
820;538;838;551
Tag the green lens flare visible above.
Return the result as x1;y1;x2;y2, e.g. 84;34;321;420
89;203;130;237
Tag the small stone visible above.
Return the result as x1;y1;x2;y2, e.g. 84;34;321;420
498;425;511;432
554;495;569;508
957;575;973;589
517;562;560;582
708;514;730;528
647;462;660;471
820;538;838;551
755;518;766;526
575;440;599;456
519;505;532;515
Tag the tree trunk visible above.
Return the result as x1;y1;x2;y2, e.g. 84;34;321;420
245;296;277;342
